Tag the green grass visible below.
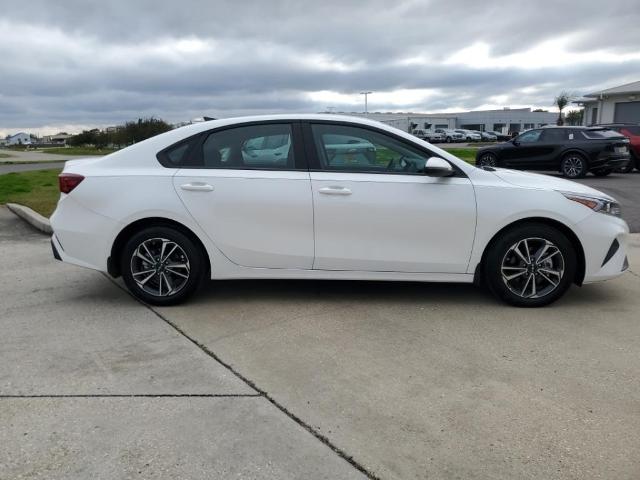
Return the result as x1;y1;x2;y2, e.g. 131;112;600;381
0;153;13;159
440;147;477;164
38;147;118;156
0;169;62;217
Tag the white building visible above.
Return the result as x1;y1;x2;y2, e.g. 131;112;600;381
6;132;32;145
333;107;557;135
577;80;640;125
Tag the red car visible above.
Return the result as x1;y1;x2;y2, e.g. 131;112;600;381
597;124;640;172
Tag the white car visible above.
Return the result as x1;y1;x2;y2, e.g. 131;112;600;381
455;129;482;142
434;128;464;143
411;129;444;143
51;114;630;307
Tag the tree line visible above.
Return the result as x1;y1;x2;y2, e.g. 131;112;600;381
68;117;173;148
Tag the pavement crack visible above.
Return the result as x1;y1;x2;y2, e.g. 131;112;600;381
103;273;382;480
0;394;261;398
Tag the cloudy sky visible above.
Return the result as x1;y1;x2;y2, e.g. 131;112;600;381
1;0;639;136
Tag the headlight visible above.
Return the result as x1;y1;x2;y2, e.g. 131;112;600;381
560;192;621;217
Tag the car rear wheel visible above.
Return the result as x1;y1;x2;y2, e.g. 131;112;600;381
561;154;587;178
446;136;452;143
121;226;205;306
484;223;576;307
477;152;497;168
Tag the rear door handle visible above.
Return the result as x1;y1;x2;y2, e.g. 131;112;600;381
318;186;352;196
180;183;214;192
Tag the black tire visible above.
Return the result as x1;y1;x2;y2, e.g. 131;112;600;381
446;136;452;143
477;152;498;168
121;226;205;306
560;153;587;178
592;169;612;177
483;223;576;307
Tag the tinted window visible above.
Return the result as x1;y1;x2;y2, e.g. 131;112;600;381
582;129;625;139
516;130;542;143
311;124;433;174
540;129;568;142
201;124;294;169
158;137;198;167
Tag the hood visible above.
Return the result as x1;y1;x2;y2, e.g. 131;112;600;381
490;168;615;201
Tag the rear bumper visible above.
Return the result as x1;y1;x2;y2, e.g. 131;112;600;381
590;153;630;170
50;195;121;272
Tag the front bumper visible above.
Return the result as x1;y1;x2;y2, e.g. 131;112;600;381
577;212;630;283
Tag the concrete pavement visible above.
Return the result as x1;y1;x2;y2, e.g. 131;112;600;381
2;204;640;479
0;207;368;480
156;246;640;479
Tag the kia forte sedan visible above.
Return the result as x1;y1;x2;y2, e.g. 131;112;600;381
51;115;630;307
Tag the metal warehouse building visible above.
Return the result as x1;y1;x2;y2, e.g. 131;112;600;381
576;80;640;125
334;108;558;135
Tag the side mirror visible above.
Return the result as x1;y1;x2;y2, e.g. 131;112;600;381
424;157;454;177
512;139;520;146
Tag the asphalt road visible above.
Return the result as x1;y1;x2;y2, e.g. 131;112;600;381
0;161;66;173
570;171;640;232
2;205;640;479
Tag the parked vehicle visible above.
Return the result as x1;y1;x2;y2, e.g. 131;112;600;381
475;126;630;178
411;129;444;143
434;128;464;143
474;130;497;142
484;130;512;141
455;129;482;142
51;114;629;307
596;124;640;172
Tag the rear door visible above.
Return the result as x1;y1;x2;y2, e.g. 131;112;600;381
172;122;314;269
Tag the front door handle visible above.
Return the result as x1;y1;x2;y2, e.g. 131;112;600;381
318;186;352;196
180;183;214;192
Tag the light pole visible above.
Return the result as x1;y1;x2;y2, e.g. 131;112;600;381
360;91;372;114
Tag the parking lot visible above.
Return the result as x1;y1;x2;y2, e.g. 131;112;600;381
2;203;640;479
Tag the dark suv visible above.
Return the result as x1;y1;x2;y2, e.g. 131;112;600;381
595;123;640;172
475;126;630;178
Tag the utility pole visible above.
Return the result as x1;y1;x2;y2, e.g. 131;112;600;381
360;91;372;114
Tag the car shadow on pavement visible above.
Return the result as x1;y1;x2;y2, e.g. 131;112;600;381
184;277;627;310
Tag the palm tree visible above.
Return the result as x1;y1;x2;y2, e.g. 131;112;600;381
554;92;571;126
565;109;583;126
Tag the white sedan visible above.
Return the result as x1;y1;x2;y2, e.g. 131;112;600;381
51;114;630;307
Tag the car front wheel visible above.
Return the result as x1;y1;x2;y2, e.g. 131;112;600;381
561;154;587;178
484;223;576;307
121;226;205;306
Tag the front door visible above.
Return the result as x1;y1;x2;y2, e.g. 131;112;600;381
501;129;546;168
173;122;314;269
306;122;476;273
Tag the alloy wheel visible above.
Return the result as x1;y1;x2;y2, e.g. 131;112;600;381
130;238;191;297
562;156;584;177
478;153;497;167
501;237;565;299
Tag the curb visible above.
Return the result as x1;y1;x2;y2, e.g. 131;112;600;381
6;203;52;234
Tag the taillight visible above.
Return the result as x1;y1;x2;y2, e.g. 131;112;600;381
58;173;85;194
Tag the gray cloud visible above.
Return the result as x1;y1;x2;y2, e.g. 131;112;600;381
0;0;638;134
